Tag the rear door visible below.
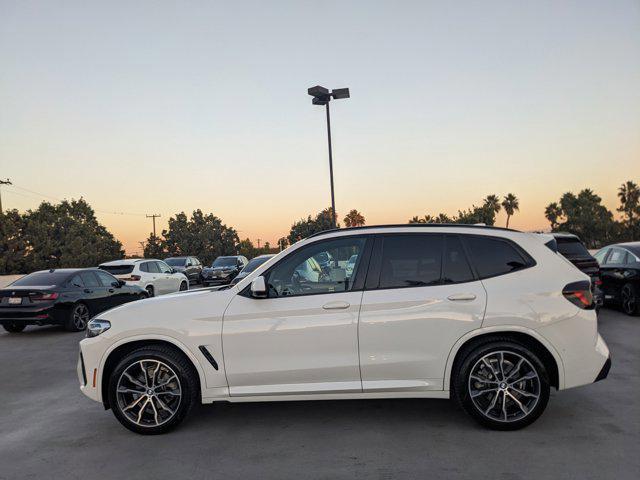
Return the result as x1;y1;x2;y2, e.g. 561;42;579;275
358;234;486;392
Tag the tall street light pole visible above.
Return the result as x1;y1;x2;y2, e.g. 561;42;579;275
307;86;350;228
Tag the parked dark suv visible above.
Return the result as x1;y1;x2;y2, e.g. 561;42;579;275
551;233;603;308
201;256;248;286
164;257;203;285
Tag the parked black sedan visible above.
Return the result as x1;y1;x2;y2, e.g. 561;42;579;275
201;256;248;286
594;242;640;316
0;268;147;333
164;256;203;285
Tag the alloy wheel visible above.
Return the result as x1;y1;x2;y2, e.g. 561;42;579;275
468;350;541;423
621;284;637;315
179;282;188;291
116;359;182;428
73;304;90;330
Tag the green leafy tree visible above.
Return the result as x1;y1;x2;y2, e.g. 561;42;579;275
159;210;239;265
501;193;520;228
237;238;258;259
0;209;28;274
143;234;166;258
547;189;617;248
10;199;124;272
343;209;365;227
288;208;337;244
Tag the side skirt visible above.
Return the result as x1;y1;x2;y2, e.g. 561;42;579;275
202;390;450;404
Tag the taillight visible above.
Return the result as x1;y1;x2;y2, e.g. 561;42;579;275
31;292;59;301
594;278;603;286
563;281;594;309
121;275;141;281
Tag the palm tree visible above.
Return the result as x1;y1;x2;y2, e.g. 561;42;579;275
617;181;640;225
484;194;502;215
343;209;365;227
501;193;520;228
544;202;563;230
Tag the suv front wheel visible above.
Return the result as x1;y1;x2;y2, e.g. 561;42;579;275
108;346;199;435
453;340;550;430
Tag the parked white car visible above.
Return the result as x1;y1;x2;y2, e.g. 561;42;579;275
80;225;610;434
98;259;189;297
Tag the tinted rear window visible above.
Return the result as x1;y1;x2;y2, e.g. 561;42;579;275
379;235;442;288
164;258;186;266
556;238;590;257
99;265;134;275
464;236;530;279
12;272;70;286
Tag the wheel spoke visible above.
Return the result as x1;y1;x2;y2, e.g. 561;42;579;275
504;359;524;381
508;371;536;385
155;396;176;415
123;372;146;389
482;358;499;379
136;398;150;424
499;352;506;380
484;390;500;414
155;375;177;388
123;394;145;412
471;388;498;398
118;387;145;394
510;386;538;399
506;390;529;415
470;375;498;384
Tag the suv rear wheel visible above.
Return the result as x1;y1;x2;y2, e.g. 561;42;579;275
453;340;550;430
107;346;198;435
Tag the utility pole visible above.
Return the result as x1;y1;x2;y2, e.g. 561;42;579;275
146;214;161;237
257;238;261;249
0;178;12;214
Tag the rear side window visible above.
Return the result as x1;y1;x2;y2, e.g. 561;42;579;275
443;235;474;284
80;272;100;288
463;236;531;279
606;249;628;265
379;235;442;288
99;264;134;275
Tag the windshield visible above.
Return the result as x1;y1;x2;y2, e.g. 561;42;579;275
11;271;70;287
556;238;590;257
213;257;237;267
243;256;271;273
164;258;186;266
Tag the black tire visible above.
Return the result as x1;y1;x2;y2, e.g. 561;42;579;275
139;292;149;300
453;339;550;431
108;345;199;435
621;283;639;316
179;281;188;291
2;322;26;333
145;285;155;297
65;302;90;332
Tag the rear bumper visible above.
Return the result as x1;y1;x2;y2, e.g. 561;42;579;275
0;306;58;325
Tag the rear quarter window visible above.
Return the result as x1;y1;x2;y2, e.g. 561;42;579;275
463;236;533;279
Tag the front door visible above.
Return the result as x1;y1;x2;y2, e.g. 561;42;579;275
222;236;371;396
359;234;486;391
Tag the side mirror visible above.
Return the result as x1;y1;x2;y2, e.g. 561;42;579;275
250;276;267;298
113;280;124;288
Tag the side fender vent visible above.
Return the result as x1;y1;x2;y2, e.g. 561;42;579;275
198;345;219;370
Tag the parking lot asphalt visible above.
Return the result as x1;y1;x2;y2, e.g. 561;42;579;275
0;308;638;480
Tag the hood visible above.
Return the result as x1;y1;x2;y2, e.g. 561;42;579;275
96;287;236;337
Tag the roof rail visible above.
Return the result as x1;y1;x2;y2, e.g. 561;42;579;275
305;223;518;239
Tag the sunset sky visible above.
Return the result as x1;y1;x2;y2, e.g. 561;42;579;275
1;0;639;255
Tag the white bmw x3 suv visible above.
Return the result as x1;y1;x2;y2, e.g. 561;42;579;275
79;225;610;434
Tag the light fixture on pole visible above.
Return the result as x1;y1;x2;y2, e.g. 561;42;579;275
307;85;350;228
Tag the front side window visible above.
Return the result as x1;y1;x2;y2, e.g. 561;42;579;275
157;261;172;274
266;237;366;297
96;271;117;287
379;234;442;289
464;236;530;279
69;275;85;288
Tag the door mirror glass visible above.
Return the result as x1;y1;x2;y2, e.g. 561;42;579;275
251;276;267;298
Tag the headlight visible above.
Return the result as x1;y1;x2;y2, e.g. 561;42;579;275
86;319;111;338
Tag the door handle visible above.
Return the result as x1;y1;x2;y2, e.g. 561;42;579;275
447;293;476;301
84;289;93;294
108;289;115;293
322;301;350;310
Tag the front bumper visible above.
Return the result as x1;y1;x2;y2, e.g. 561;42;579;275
594;356;611;382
